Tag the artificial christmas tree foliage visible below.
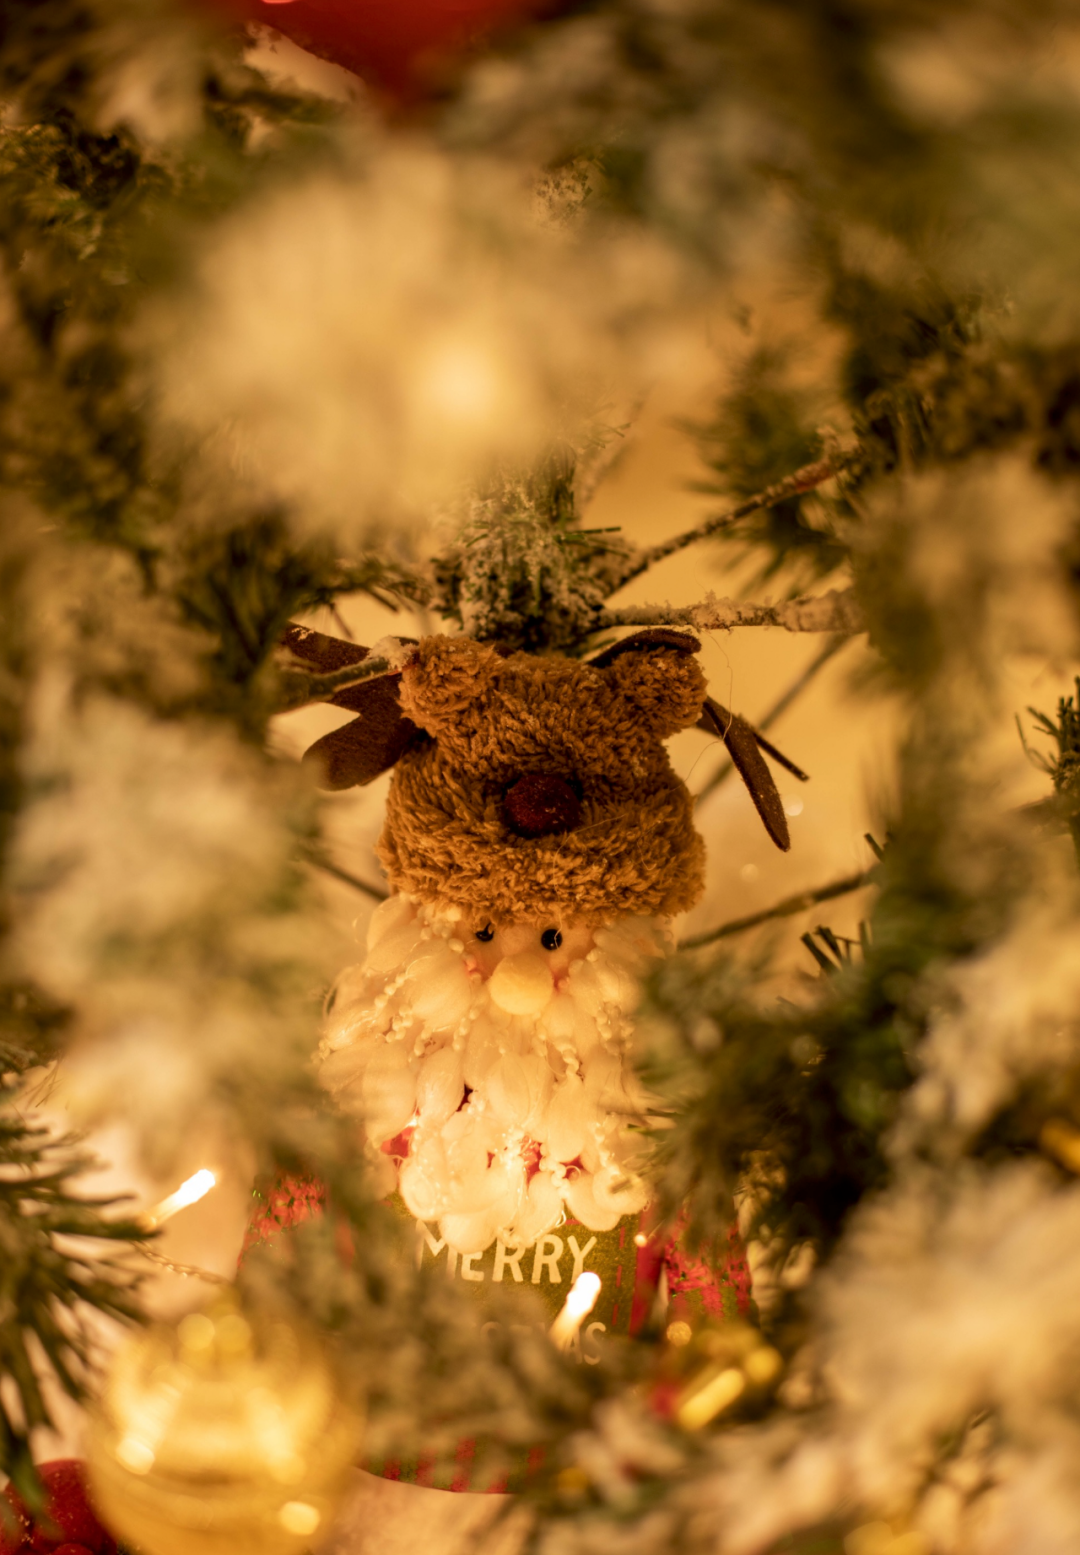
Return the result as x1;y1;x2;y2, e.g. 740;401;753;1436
9;4;1080;1555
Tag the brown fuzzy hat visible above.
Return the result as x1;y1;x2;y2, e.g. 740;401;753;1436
283;624;801;926
381;634;708;925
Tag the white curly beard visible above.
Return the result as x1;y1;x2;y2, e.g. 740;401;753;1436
318;896;672;1256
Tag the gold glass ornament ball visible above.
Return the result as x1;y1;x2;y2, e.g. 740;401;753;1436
87;1295;362;1555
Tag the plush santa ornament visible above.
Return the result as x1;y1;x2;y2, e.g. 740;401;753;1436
248;626;803;1495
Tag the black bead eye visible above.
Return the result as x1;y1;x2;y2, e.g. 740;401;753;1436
541;927;562;951
475;924;495;943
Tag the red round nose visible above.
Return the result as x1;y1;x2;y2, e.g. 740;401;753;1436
503;774;582;838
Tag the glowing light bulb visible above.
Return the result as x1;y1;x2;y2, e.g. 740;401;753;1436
144;1169;217;1229
550;1271;601;1350
676;1366;745;1431
565;1272;601;1318
279;1501;321;1536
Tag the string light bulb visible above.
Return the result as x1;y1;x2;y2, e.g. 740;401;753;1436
549;1271;601;1350
142;1168;217;1229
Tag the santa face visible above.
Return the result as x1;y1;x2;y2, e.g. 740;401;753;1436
462;918;597;988
319;896;671;1255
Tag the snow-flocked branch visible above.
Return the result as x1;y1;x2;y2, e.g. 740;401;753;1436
596;586;865;637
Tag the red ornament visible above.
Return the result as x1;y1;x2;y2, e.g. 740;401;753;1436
1;1463;116;1555
196;0;571;98
0;1496;28;1555
242;1170;326;1256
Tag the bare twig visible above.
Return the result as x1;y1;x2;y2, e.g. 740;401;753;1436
596;586;865;637
678;869;873;950
275;655;390;713
610;453;853;590
697;636;846;805
307;853;389;903
574;407;643;510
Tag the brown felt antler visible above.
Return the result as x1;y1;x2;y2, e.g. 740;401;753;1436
281;623;420;789
587;631;805;852
586;627;702;668
698;697;798;851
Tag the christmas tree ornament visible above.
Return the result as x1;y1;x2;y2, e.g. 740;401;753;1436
0;1461;117;1555
243;625;791;1484
304;628;798;1259
85;1295;362;1555
245;625;777;1488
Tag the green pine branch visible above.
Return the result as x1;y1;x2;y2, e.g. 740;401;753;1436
1026;679;1080;867
0;1103;147;1505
